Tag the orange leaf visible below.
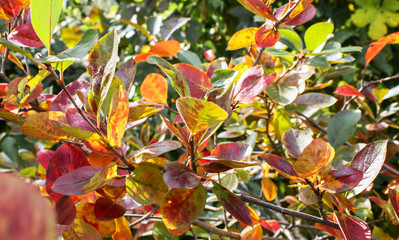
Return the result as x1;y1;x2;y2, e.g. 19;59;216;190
150;40;181;57
365;31;399;64
241;224;263;240
140;73;168;104
255;21;280;48
334;84;364;97
107;85;128;147
0;46;26;73
228;27;258;51
261;177;277;201
134;52;155;63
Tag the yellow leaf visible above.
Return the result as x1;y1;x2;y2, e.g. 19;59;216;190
228;27;258;51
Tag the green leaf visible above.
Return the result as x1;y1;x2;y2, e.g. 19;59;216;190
304;22;334;52
294;93;337;109
38;29;99;63
266;82;298;105
273;108;292;141
316;46;363;55
147;55;191;97
327;110;361;148
177;50;202;69
0;38;35;61
30;0;63;53
176;97;228;135
264;47;298;57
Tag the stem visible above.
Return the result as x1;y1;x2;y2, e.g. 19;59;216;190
189;136;197;172
129;206;159;227
305;178;327;220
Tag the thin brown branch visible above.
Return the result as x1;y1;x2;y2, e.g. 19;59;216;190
129;206;159;227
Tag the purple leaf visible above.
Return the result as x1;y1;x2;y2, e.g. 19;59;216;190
115;58;136;93
211;142;252;161
163;162;202;189
94;197;126;221
134;140;182;162
282;129;313;158
259;153;299;179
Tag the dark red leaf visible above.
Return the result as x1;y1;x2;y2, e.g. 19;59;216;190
175;63;213;98
46;144;90;201
8;24;44;48
50;79;91;113
334;212;371;240
212;181;252;226
319;166;363;194
389;189;399;221
55;196;76;225
211;142;252;161
255;21;280;48
259;153;299;179
65;108;101;132
259;218;279;233
163;161;202;189
94;197;126;221
37;149;54;170
234;66;276;101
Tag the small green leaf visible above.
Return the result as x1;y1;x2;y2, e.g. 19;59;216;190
327;110;361;148
177;50;202;69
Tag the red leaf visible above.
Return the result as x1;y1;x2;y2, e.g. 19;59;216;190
55;196;76;226
175;63;213;98
334;212;371;240
50;79;91;112
163;161;202;189
212;181;252;226
8;24;44;47
259;219;279;233
211;142;252;161
37;149;54;170
259;153;299;179
199;158;257;173
255;21;280;48
334;85;364;97
115;58;136;93
389;189;399;221
94;197;126;221
0;0;19;22
275;3;316;26
234;66;276;101
206;59;228;78
46;144;90;201
204;49;215;61
237;0;277;21
319;166;363;194
365;31;399;64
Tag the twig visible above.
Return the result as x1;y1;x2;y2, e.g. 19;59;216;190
305;178;327;220
129;206;159;227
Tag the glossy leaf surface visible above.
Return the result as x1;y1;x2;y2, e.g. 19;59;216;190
211;142;252;161
163;161;201;189
134;140;182;162
8;24;44;47
334;85;364;97
282;129;313;158
82;162;118;193
255;21;280;48
175;63;213;98
227;27;258;50
294;93;337;109
304;22;334;51
236;0;277;20
334;212;371;240
107;85;128;147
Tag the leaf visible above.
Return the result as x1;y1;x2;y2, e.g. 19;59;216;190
293;139;335;178
30;0;63;53
147;55;191;97
236;0;277;21
161;17;191;41
204;49;215;61
348;140;388;197
0;0;19;22
140;73;168;104
20;111;70;141
282;128;313;158
319;166;363;194
107;85;128;148
365;31;399;64
46;144;90;201
280;4;316;26
0;37;35;61
273;108;292;141
153;222;179;240
126;164;168;205
163;162;202;189
327;110;361;148
160;184;206;230
227;27;258;51
55;196;76;226
62;219;102;240
0;174;55;240
259;219;279;234
388;189;399;221
177;50;203;69
266;81;298;105
175;63;213;98
0;45;26;73
241;224;263;240
0;109;25;125
8;24;44;48
38;29;99;63
262;177;277;201
115;58;136;93
212;181;252;226
199;158;257;173
82;162;118;193
51;166;103;196
259;153;299;179
94;197;126;221
50;79;91;112
134;140;182;162
150;40;181;57
334;85;364;97
112;217;133;240
255;21;280;48
334;212;371;240
304;22;334;51
128;106;163;122
234;66;276;101
294;93;337;109
176;97;228;135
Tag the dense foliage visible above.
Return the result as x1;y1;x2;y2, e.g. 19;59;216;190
0;0;398;239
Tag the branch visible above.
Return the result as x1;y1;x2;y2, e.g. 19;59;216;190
129;206;159;227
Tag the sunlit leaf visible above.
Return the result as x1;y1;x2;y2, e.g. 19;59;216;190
334;85;364;97
259;153;299;179
62;219;102;240
262;177;277;201
334;212;371;240
293;139;335;178
259;219;279;234
140;73;168;104
163;162;202;189
134;140;182;162
50;79;91;112
82;162;118;193
319;166;362;194
211;142;252;161
175;63;213;98
365;31;399;64
255;21;280;48
282;128;313;158
294;93;337;109
107;85;128;148
150;40;181;57
161;17;191;41
227;27;258;50
8;24;44;48
304;22;334;51
236;0;277;20
273;108;292;141
241;224;263;240
388;189;399;221
161;185;206;230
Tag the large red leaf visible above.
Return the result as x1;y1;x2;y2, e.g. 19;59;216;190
175;63;213;98
163;161;202;189
160;184;206;230
334;212;371;240
365;32;399;64
388;189;399;221
94;197;126;221
140;73;168;104
212;181;252;226
281;128;313;158
8;24;44;47
234;66;276;101
255;21;280;48
50;79;91;112
0;173;55;240
37;149;54;170
46;144;90;201
319;166;363;194
211;142;252;161
55;195;76;226
259;153;299;179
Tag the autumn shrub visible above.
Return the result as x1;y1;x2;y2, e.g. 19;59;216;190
0;0;398;240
